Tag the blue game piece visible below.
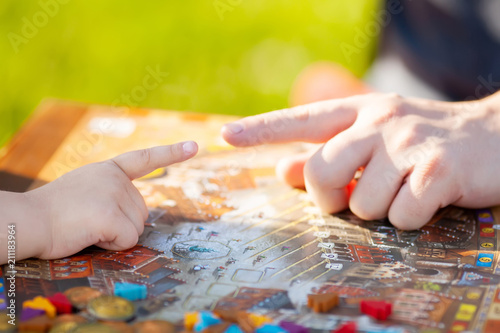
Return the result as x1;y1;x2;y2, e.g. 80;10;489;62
477;253;494;268
279;321;308;333
255;324;288;333
194;311;222;332
225;324;244;333
114;282;147;301
0;278;4;292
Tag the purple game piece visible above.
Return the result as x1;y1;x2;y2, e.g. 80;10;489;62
279;320;309;333
20;307;46;322
0;295;6;311
476;209;494;222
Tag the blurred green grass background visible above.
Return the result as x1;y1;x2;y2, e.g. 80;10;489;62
0;0;380;147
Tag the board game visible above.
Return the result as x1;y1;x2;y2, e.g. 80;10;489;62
2;105;500;332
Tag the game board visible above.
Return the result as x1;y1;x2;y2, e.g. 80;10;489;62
3;105;500;332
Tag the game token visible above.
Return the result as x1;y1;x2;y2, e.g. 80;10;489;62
278;321;309;333
114;282;147;301
202;322;232;333
0;312;15;332
333;322;356;333
360;300;392;320
307;293;339;313
53;314;87;326
20;308;46;322
99;320;135;333
185;312;199;330
255;324;287;333
48;293;73;314
248;313;272;328
87;295;135;321
49;321;81;333
18;314;53;332
225;324;244;333
133;319;176;333
64;286;102;310
23;296;57;318
213;309;239;323
71;322;121;332
194;311;222;332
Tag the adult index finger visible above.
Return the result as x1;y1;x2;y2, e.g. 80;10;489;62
221;97;360;147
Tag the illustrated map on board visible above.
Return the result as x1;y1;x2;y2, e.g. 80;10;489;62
3;105;500;333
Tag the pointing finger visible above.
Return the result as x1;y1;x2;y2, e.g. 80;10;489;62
110;141;198;180
222;97;360;147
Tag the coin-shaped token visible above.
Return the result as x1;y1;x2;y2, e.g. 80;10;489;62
72;323;120;333
87;295;135;321
53;314;88;325
49;321;80;333
64;286;102;310
99;321;134;333
133;320;176;333
0;312;15;332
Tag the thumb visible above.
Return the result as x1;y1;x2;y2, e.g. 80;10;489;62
110;141;198;180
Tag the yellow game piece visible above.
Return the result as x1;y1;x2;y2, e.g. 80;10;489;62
138;168;166;180
23;296;57;318
248;313;272;328
184;312;199;331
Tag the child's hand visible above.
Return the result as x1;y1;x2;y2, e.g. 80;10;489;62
26;141;198;259
222;92;500;230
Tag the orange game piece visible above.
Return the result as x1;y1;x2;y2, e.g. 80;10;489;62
23;296;57;318
307;293;339;313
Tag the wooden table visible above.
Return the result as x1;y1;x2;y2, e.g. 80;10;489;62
0;99;237;192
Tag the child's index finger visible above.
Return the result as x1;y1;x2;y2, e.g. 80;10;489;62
109;141;198;180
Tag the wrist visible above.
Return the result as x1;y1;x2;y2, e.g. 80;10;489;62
22;190;53;259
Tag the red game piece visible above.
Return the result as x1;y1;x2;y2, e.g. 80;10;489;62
333;322;356;333
48;292;73;314
359;300;392;320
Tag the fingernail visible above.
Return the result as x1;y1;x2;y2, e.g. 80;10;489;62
223;123;244;135
183;141;196;154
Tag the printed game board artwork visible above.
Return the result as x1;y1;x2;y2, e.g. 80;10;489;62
2;105;500;332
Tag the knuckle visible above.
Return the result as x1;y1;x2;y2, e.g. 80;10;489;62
170;143;184;158
392;124;423;150
139;148;152;166
290;105;311;123
414;152;450;185
101;206;121;221
367;93;406;126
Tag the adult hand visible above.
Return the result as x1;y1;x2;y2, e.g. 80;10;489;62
222;92;500;229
